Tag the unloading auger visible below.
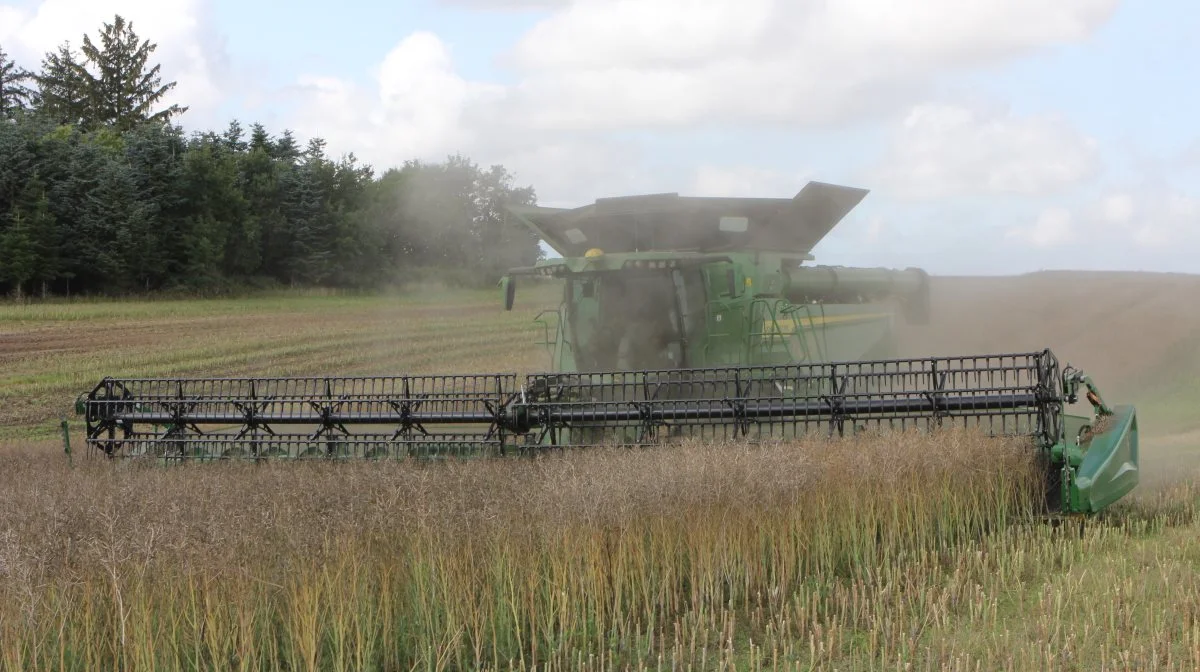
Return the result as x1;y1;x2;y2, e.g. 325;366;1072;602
74;181;1140;514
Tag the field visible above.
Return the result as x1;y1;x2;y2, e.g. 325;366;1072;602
894;271;1200;489
1;272;1199;670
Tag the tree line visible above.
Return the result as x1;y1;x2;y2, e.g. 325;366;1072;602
0;16;542;297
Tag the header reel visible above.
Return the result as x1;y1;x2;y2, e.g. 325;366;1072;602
77;348;1138;515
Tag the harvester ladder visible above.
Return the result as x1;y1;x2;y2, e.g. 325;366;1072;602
780;303;830;363
532;308;565;369
748;298;807;364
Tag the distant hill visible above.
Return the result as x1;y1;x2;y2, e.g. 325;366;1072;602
894;270;1200;486
897;271;1200;395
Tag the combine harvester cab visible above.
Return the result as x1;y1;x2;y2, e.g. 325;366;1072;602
500;181;932;371
76;181;1139;515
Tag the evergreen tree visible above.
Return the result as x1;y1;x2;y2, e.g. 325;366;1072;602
0;16;546;298
248;123;270;152
271;129;301;164
178;130;250;287
34;43;90;126
18;179;63;296
0;210;36;297
222;120;246;153
82;149;142;290
77;15;186;131
0;45;35;117
121;121;186;288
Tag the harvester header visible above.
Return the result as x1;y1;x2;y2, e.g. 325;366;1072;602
74;179;1140;516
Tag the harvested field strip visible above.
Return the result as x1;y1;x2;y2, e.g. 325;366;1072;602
2;315;535;367
0;290;520;322
15;318;534;375
5;322;538;381
0;293;555;437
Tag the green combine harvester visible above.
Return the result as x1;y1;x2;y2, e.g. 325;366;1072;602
77;182;1138;515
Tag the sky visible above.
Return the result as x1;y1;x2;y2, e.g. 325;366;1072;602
1;0;1197;275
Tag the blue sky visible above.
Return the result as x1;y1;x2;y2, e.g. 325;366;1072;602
2;0;1196;275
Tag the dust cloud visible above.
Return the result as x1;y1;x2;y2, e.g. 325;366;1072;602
892;270;1200;492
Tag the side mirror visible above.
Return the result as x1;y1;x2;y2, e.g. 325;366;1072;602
502;275;515;311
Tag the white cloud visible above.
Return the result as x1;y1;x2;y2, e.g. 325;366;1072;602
1179;139;1200;171
870;101;1102;200
1006;206;1076;248
1097;187;1199;248
248;0;1120;208
1098;192;1136;224
0;0;231;128
283;32;503;167
862;216;885;245
495;0;1117;131
510;0;777;71
484;135;654;207
0;7;31;44
269;1;1118;210
1004;184;1200;253
437;0;565;8
690;164;811;198
815;1;1114;65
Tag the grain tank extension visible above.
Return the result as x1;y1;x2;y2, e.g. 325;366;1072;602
75;182;1139;515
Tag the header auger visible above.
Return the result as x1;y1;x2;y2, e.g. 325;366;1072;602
75;181;1139;515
